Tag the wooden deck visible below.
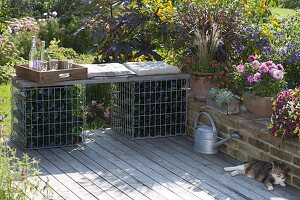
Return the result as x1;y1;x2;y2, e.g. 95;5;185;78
12;129;300;200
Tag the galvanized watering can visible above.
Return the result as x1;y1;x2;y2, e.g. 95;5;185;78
194;112;240;154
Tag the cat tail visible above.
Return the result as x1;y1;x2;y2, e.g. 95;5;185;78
224;165;245;172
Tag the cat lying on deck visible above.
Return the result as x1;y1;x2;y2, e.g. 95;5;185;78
224;160;289;191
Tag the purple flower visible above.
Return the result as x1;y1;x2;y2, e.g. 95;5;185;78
276;64;284;71
236;64;245;73
295;52;300;58
14;25;20;32
265;61;273;67
249;33;255;39
272;70;284;80
247;74;255;85
259;63;269;74
26;27;33;32
237;45;245;53
279;47;287;55
248;55;256;62
251;60;260;69
253;72;262;82
0;116;3;122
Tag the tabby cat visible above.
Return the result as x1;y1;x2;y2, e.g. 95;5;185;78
224;160;288;190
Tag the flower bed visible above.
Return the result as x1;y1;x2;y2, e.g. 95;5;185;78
270;86;300;140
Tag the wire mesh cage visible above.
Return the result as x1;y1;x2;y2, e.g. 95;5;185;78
11;82;86;149
111;77;189;139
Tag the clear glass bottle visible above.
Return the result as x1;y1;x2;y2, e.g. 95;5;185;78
29;36;39;70
40;41;48;71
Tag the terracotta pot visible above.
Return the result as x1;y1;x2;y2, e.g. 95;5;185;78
190;76;214;102
244;96;273;118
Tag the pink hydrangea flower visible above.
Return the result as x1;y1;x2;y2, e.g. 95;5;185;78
253;72;261;82
104;110;110;119
247;74;255;85
272;70;284;80
248;55;256;62
259;63;269;74
251;60;260;69
236;64;245;73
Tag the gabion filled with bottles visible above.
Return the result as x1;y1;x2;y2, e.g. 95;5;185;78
111;76;189;139
11;82;85;149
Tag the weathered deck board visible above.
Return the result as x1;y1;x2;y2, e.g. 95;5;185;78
168;136;298;199
11;129;300;200
93;130;233;200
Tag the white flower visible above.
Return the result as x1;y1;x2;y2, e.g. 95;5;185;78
52;11;58;17
272;70;284;81
91;100;97;106
43;13;48;16
7;26;12;34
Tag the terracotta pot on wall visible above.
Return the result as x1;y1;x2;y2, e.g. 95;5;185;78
190;75;214;102
244;96;273;118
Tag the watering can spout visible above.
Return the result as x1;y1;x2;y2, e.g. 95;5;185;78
212;133;240;149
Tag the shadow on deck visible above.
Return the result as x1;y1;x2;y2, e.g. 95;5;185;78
11;129;300;200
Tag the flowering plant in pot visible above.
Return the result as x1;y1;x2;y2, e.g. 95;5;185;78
269;86;300;140
233;55;286;117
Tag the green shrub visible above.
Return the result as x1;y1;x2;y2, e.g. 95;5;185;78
46;38;95;63
0;142;49;199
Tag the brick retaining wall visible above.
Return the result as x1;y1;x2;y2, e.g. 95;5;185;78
188;99;300;189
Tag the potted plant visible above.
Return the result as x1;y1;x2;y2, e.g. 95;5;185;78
232;55;286;118
176;1;240;101
207;88;240;115
269;86;300;140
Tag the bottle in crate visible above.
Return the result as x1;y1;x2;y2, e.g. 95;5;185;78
40;41;48;71
29;36;39;70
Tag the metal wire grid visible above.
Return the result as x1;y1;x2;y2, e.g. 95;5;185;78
11;82;86;149
111;78;189;139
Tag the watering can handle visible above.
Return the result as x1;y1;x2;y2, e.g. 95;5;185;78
194;112;217;134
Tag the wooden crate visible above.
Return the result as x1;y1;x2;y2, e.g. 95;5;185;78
15;62;87;83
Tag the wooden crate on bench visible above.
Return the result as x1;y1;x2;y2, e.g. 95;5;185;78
15;62;87;83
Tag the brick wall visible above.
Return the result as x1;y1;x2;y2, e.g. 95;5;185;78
188;98;300;189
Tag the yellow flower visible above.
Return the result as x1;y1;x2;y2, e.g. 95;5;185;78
272;20;280;27
268;124;273;129
160;16;167;21
294;126;300;134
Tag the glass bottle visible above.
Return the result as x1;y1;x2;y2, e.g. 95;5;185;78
29;36;39;70
40;41;48;71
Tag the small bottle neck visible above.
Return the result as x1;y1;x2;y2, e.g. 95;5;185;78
41;41;45;49
32;41;37;48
